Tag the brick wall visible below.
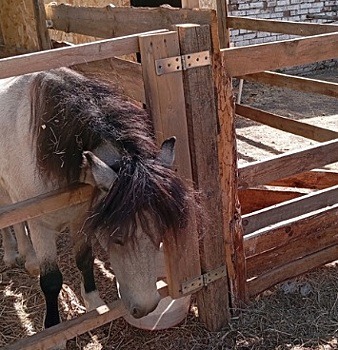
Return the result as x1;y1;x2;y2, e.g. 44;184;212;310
228;0;338;72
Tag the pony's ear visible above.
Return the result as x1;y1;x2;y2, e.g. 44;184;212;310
157;136;176;168
80;151;118;191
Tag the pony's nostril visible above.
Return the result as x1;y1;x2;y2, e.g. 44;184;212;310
131;301;159;319
131;306;143;319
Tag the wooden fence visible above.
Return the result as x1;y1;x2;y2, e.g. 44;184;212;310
0;1;338;349
222;16;338;302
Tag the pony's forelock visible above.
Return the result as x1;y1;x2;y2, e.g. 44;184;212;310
89;156;193;245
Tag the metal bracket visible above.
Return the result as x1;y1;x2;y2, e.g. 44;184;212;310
155;50;211;75
181;265;227;295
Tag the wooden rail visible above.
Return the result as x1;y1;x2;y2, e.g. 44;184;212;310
242;185;338;235
248;243;338;297
45;3;217;40
222;31;338;77
246;207;338;297
239;71;338;99
244;203;338;258
239;187;309;215
238;139;338;189
0;29;167;78
0;185;93;229
269;170;338;190
4;285;169;350
245;205;338;278
227;16;338;36
236;104;338;142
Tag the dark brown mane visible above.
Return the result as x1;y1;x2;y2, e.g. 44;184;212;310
30;68;155;184
30;68;195;243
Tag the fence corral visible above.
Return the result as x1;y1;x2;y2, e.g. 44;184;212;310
223;19;338;300
0;0;337;348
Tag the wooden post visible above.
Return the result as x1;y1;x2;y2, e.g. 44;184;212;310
215;0;230;48
32;0;51;50
182;0;200;8
176;23;231;331
0;0;50;55
211;0;247;308
215;44;247;307
139;31;201;298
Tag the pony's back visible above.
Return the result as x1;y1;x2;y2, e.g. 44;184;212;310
0;73;41;201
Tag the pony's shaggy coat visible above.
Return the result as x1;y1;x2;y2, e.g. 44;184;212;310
30;68;192;245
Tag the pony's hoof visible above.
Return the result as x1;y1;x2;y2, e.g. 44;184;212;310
81;286;105;311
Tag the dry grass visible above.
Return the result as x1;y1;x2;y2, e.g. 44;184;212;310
1;230;338;350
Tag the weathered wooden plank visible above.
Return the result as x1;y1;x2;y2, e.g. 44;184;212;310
242;185;338;235
238;139;338;189
4;300;127;350
176;23;230;331
0;185;93;230
52;40;145;103
235;104;338;142
45;3;216;39
244;203;338;257
0;0;50;54
139;31;201;299
182;0;200;7
246;204;338;278
227;16;338;36
215;0;229;48
0;29;166;79
221;31;338;77
215;51;247;306
240;71;338;99
269;170;338;189
74;57;145;103
4;285;169;350
33;0;51;50
247;242;338;297
239;187;309;215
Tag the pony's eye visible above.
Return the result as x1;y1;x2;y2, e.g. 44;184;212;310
98;185;109;193
109;161;121;173
111;236;124;246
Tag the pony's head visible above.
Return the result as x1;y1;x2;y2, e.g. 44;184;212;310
81;137;189;317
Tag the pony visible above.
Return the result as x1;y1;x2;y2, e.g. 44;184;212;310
0;67;195;333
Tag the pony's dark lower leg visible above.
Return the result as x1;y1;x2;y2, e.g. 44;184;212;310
75;242;104;310
40;265;63;328
76;244;96;293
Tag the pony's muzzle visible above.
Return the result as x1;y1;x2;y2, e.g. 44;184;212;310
130;293;161;319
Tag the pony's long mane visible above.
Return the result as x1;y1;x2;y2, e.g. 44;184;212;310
30;68;194;243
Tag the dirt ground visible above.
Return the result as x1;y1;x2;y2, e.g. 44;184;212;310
0;66;337;349
236;67;338;166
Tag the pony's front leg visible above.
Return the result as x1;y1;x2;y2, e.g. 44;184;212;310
15;222;39;276
74;239;105;311
28;220;63;328
1;226;19;267
1;224;39;276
